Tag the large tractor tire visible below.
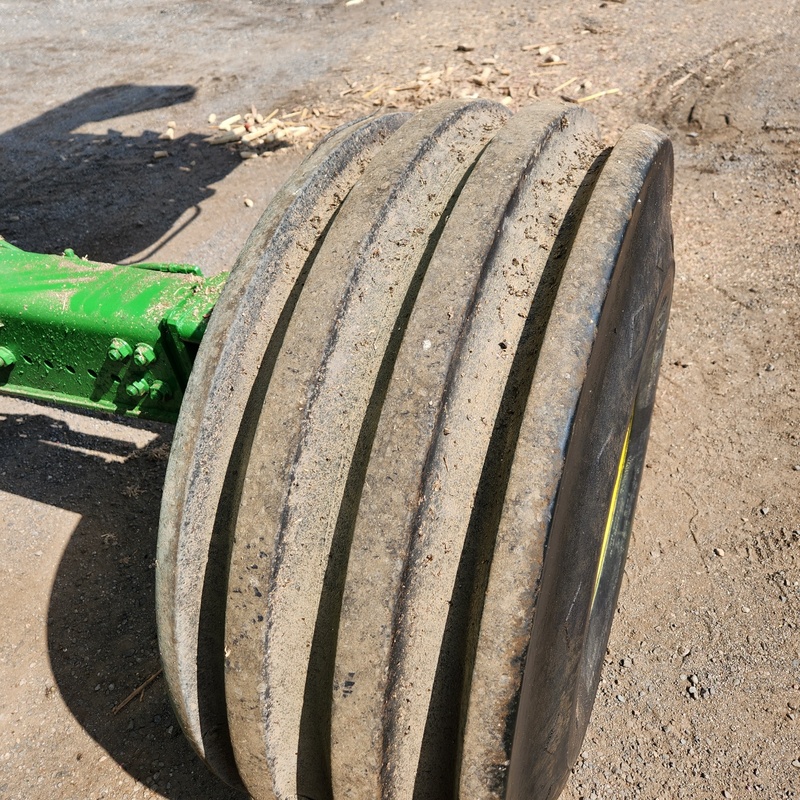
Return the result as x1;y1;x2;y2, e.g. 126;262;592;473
156;98;674;800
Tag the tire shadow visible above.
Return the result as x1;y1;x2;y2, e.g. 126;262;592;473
0;84;240;263
0;409;242;799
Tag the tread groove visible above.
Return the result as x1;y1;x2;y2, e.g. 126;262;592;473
223;99;510;800
410;145;610;800
157;111;409;783
295;155;481;800
379;104;600;800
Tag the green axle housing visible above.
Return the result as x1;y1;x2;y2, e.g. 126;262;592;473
0;239;226;423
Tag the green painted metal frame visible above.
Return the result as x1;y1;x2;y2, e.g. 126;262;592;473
0;239;227;423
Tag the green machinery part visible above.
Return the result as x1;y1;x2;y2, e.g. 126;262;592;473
0;238;226;423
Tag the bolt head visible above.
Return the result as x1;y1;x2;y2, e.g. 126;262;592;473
126;378;151;398
148;380;171;402
108;338;133;362
133;344;156;366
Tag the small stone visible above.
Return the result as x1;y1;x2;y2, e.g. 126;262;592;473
689;674;699;686
765;363;775;371
456;42;475;51
723;791;731;798
760;506;770;516
621;657;632;668
792;759;800;768
153;150;169;159
714;547;725;557
243;198;254;208
793;465;800;471
208;113;217;124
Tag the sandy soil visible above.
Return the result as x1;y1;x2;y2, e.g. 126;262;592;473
1;1;798;798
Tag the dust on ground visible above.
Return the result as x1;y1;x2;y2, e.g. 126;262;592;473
0;1;798;799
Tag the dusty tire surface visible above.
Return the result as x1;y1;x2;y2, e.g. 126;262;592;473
156;111;410;787
158;98;674;800
223;99;511;800
338;102;601;800
492;126;674;800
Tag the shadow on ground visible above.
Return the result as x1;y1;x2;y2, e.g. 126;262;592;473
0;410;241;799
0;84;241;263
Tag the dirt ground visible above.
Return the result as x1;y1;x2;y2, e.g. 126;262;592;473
1;1;799;799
